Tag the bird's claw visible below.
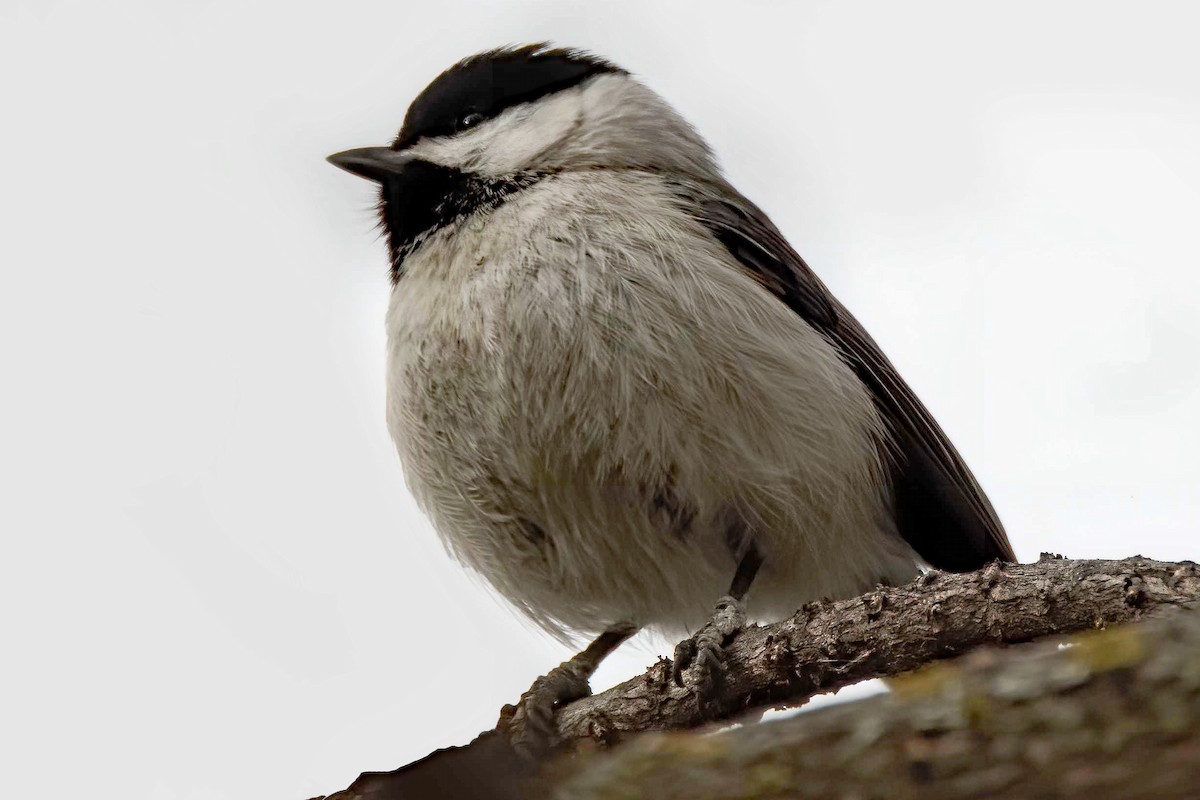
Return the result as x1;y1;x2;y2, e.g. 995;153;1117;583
671;595;746;706
503;659;593;761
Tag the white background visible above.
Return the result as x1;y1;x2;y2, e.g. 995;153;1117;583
3;2;1199;798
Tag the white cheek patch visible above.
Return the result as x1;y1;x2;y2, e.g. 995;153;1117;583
405;89;586;177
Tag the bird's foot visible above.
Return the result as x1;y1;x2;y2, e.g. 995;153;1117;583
498;622;637;761
500;658;593;761
672;595;746;707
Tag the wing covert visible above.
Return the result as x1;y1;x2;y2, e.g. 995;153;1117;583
679;180;1015;569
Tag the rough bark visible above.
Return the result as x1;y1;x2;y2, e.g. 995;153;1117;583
557;555;1200;744
315;555;1200;800
551;603;1200;799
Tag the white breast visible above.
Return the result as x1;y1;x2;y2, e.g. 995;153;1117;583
385;171;919;640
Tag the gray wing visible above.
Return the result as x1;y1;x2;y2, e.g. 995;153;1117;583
679;180;1015;570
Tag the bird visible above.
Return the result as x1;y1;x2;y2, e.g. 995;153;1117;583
327;43;1015;756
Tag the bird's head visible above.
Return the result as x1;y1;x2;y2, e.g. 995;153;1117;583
328;44;715;277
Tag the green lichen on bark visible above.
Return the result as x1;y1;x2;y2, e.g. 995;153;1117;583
553;607;1200;799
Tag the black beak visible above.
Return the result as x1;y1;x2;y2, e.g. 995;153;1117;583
326;146;416;183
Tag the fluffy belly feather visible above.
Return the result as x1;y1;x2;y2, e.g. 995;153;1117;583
385;173;919;639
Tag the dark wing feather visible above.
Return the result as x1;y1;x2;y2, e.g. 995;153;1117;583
683;182;1015;570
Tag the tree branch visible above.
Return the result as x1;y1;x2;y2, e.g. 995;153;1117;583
316;555;1200;800
557;555;1200;744
552;601;1200;799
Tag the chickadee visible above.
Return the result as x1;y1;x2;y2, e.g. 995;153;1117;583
329;44;1014;751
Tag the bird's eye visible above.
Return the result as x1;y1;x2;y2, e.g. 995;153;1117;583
456;110;485;132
